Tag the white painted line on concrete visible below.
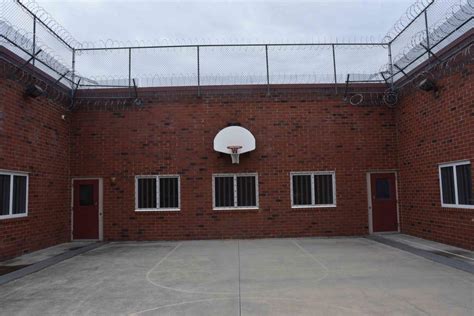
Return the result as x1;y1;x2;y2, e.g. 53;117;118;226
291;239;329;272
144;242;237;296
129;297;235;316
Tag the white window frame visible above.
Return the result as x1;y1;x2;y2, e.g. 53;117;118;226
438;160;474;209
212;173;259;210
290;171;336;208
0;170;29;220
135;175;180;212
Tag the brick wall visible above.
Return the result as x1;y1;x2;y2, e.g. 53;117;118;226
396;64;474;250
1;50;472;262
0;77;71;261
70;88;397;240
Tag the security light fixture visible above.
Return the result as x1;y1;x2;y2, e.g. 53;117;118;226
417;78;440;98
418;78;437;92
133;98;144;106
25;84;44;98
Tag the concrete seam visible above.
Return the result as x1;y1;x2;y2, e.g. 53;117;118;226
0;242;105;286
366;235;474;274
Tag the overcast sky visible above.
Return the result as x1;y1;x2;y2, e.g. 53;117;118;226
31;0;416;85
38;0;414;44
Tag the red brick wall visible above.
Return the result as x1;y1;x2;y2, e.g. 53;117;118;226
396;65;474;250
1;62;472;262
0;77;71;261
71;88;397;240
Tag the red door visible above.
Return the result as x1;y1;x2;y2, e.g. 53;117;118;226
371;173;398;232
73;179;99;239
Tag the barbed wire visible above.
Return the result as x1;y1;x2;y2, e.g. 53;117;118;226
1;0;472;104
15;0;80;48
0;54;71;104
383;0;434;42
76;37;386;53
0;19;72;76
380;0;473;77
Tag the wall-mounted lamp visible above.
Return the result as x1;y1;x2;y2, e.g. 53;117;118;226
418;78;437;91
25;84;44;98
417;78;440;98
133;98;144;106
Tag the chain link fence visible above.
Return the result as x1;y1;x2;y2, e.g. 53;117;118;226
1;0;472;97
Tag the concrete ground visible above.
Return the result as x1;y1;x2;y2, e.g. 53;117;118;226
381;234;473;262
0;241;93;268
0;237;472;315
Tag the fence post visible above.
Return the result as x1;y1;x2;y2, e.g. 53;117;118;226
197;46;201;97
265;45;270;96
332;44;337;94
388;42;394;88
128;48;132;88
32;16;36;66
424;10;431;59
71;48;76;90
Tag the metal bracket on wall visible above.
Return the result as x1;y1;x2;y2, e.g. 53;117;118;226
8;49;42;79
70;78;82;109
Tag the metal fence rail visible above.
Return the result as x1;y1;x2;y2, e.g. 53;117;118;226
74;42;389;97
0;0;472;102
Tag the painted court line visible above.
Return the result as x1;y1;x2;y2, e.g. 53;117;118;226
129;297;234;316
145;242;237;296
291;239;330;272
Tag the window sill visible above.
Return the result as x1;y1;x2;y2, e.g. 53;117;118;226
441;204;474;210
0;213;28;220
292;205;337;209
213;207;259;211
135;209;180;212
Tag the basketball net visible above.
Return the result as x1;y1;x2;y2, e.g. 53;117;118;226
227;146;242;164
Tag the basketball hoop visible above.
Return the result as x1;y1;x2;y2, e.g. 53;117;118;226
214;126;256;164
227;146;242;164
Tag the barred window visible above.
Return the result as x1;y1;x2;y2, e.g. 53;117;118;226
213;174;258;209
135;175;180;211
0;171;28;219
439;161;473;208
291;172;336;207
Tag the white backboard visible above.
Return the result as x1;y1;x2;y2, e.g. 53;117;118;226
213;126;256;154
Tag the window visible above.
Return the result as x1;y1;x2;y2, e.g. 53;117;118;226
135;175;180;211
213;174;258;209
439;161;473;208
0;171;28;219
79;184;94;206
291;172;336;208
375;178;391;199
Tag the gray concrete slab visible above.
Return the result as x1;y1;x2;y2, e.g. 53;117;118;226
0;242;103;286
1;242;94;267
377;233;473;262
0;238;473;315
367;233;474;274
